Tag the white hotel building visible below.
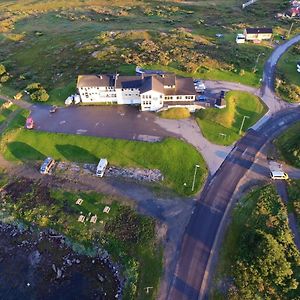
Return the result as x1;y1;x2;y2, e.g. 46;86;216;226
77;73;196;111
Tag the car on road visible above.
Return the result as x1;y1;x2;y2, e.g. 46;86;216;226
40;157;55;175
49;105;57;113
270;171;289;180
96;158;108;177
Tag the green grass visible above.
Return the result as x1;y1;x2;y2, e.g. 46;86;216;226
0;0;294;105
195;91;267;145
159;107;191;119
275;122;300;168
48;80;76;105
212;185;300;299
276;43;300;103
1;129;207;195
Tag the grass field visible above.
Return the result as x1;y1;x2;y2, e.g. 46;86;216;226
195;91;267;145
275;122;300;168
276;43;300;103
212;185;300;299
159;107;191;119
0;0;295;105
1;129;207;195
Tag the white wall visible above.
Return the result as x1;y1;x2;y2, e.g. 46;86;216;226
116;88;141;105
140;91;164;111
78;86;117;103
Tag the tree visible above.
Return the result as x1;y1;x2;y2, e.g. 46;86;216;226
30;88;49;102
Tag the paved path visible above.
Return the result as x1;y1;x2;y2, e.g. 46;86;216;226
155;118;232;175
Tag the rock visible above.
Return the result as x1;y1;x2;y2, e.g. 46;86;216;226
97;274;105;282
75;259;80;264
56;268;62;279
66;259;72;266
52;264;56;273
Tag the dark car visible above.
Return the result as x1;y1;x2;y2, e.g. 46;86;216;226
196;95;207;102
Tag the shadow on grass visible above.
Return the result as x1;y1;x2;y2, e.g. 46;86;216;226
56;144;98;163
7;141;45;161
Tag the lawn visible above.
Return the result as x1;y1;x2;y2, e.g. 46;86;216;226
1;129;207;195
275;122;300;168
0;0;294;105
276;43;300;103
212;185;300;299
195;91;267;145
159;107;191;119
0;177;162;300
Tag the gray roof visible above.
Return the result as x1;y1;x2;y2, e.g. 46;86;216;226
140;76;165;94
77;73;196;95
77;75;112;88
115;76;143;89
245;27;273;34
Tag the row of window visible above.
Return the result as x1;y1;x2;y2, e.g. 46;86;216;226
142;101;163;106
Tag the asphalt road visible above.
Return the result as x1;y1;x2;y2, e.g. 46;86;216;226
164;35;300;300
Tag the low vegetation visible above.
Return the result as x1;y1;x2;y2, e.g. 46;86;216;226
159;107;190;119
0;0;294;104
0;177;162;299
275;122;300;168
195;91;267;145
213;185;300;299
276;43;300;103
1;129;207;195
26;82;49;102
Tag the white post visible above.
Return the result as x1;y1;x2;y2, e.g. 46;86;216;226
239;115;250;135
192;164;200;192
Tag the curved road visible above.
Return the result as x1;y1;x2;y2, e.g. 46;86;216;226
163;35;300;300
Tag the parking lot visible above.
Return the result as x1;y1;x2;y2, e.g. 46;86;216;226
30;104;178;141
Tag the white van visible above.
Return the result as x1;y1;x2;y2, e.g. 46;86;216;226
270;171;289;180
96;158;108;177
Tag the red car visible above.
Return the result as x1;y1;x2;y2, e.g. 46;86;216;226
26;117;34;129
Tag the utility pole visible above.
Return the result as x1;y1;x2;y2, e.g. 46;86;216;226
287;22;294;39
239;115;250;135
192;164;200;192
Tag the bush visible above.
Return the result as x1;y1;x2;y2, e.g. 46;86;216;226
30;88;49;102
0;75;9;83
159;107;191;119
0;64;6;76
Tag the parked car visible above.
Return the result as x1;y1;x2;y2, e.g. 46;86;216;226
40;157;55;175
26;117;34;129
194;80;206;91
196;95;207;102
297;62;300;73
270;171;289;180
96;158;108;177
49;105;57;113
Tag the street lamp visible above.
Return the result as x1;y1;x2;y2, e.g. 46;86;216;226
239;115;250;135
192;164;200;192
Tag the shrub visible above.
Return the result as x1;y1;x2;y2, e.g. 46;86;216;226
159;107;191;119
30;88;49;102
0;64;6;76
0;75;9;83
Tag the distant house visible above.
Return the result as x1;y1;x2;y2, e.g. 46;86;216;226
77;73;196;111
244;28;273;42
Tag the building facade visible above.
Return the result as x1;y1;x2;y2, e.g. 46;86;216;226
244;28;273;42
77;73;196;111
